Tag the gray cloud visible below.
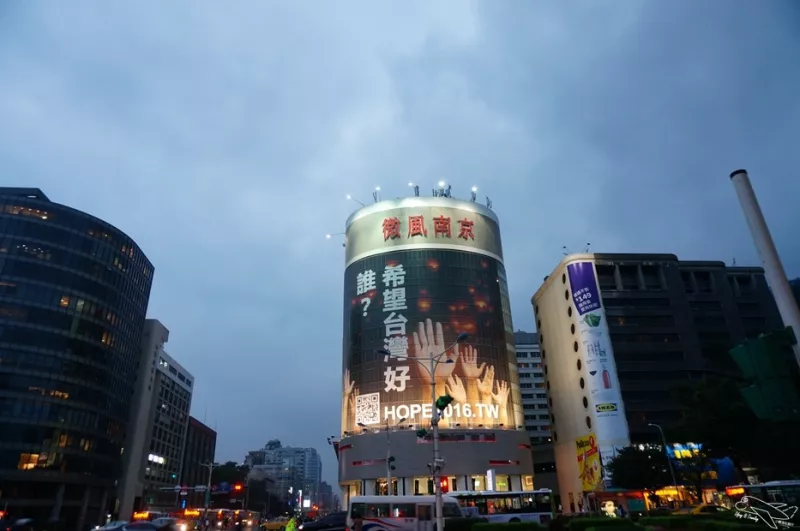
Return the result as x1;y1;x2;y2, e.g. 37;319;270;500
1;0;798;486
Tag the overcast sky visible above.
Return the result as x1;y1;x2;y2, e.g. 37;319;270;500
1;1;799;487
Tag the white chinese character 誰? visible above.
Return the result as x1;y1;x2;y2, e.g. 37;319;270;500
382;264;406;288
384;365;410;392
356;270;377;296
383;287;408;312
383;335;409;360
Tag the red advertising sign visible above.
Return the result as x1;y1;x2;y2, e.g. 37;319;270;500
382;215;475;242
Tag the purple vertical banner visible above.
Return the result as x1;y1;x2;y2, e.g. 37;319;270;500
567;262;602;316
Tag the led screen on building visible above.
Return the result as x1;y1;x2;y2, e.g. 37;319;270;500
341;200;523;434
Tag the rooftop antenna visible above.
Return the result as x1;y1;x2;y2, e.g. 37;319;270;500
470;186;477;202
584;242;591;253
446;185;452;198
562;245;569;256
732;257;737;266
409;182;420;197
372;186;381;203
486;196;493;209
435;180;446;197
346;194;365;207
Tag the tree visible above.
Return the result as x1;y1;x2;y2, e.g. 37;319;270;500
211;461;250;484
606;446;674;495
670;376;756;494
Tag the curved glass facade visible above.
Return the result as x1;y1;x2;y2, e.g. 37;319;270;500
0;189;153;527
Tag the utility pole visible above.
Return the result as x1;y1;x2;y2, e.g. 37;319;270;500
430;352;444;531
648;424;678;491
379;332;468;531
200;462;219;522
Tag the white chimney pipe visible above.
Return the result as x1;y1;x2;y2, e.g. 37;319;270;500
730;169;800;367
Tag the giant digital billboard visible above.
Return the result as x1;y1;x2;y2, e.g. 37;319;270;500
341;200;523;434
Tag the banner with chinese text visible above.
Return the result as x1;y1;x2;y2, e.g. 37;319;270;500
576;433;602;492
341;248;523;434
567;261;630;478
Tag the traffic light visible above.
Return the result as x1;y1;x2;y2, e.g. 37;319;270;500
388;456;396;471
435;394;454;411
415;428;428;438
440;478;449;493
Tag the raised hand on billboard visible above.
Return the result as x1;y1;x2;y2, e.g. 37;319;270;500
491;380;509;408
343;369;356;396
476;365;495;398
411;318;460;383
446;374;467;404
460;345;486;379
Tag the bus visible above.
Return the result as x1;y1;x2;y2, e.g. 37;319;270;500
726;480;800;522
448;490;555;524
346;495;463;531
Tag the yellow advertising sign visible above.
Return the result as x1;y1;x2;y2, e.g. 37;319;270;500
576;433;602;492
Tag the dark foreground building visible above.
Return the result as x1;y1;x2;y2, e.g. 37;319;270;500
533;253;785;507
0;188;153;529
593;253;784;438
179;417;217;509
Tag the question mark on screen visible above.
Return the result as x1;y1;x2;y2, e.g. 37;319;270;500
361;297;371;316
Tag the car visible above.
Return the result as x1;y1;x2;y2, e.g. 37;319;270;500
673;504;731;516
260;518;290;531
298;513;347;531
93;521;129;531
122;523;160;531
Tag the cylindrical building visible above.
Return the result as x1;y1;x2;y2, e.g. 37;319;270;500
339;196;533;504
0;188;153;529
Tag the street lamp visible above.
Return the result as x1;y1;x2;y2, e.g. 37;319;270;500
648;423;678;491
358;418;406;495
377;331;469;531
199;461;220;520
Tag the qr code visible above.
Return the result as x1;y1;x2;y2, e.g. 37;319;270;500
355;392;380;426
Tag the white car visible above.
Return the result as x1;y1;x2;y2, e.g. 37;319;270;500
93;521;129;531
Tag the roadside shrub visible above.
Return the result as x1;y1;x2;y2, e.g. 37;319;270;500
567;517;637;531
446;518;489;531
473;522;545;531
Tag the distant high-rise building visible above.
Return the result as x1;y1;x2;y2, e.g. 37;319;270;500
246;442;322;506
317;481;335;511
0;188;154;530
533;253;785;510
514;331;557;494
180;417;217;509
118;320;194;518
514;331;550;441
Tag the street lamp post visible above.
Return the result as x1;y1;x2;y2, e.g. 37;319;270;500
359;418;407;495
648;423;678;490
200;461;219;522
378;331;468;531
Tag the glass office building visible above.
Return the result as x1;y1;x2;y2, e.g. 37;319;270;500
0;188;153;528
